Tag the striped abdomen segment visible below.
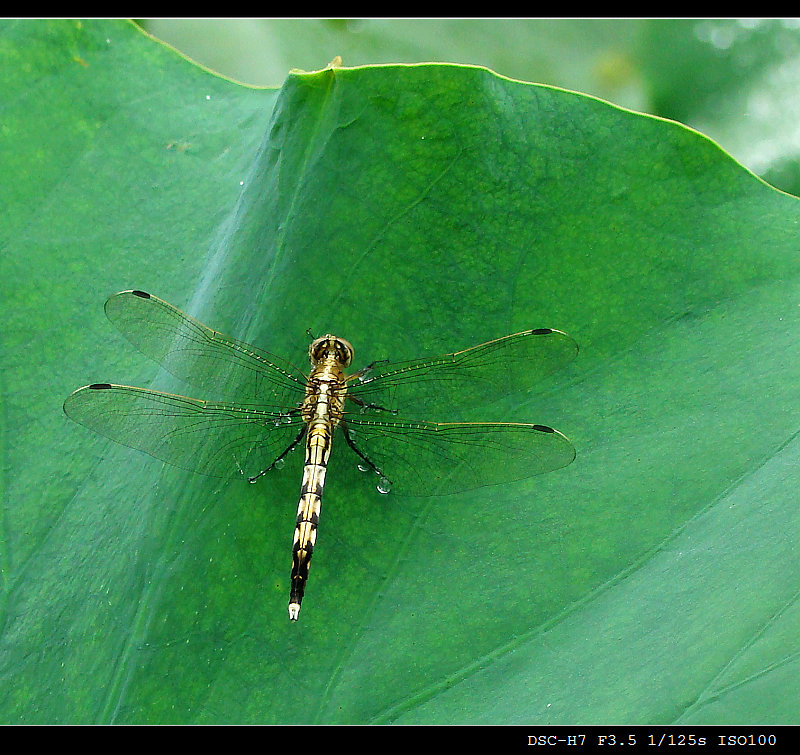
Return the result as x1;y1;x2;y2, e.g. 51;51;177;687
288;419;333;621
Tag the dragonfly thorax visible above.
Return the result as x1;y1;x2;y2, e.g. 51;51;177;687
309;334;354;368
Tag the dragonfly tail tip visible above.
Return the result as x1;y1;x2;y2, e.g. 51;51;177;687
288;602;300;621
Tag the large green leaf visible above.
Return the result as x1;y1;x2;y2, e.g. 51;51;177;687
144;18;800;198
2;19;800;724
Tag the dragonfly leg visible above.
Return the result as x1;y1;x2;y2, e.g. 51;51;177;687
248;426;306;483
346;394;397;415
347;357;390;381
340;420;389;481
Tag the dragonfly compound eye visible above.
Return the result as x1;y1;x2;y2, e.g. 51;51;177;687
335;338;354;367
309;335;354;367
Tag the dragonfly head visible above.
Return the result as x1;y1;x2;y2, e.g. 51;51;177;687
309;334;354;368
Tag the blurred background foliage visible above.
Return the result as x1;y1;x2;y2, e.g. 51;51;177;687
140;18;800;198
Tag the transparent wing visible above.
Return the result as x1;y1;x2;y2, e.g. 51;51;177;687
104;290;308;403
63;383;305;479
343;416;575;496
347;328;578;421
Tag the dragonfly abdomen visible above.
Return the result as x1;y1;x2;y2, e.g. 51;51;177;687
288;421;332;621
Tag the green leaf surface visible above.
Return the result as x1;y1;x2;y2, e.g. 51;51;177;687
2;19;800;724
144;18;800;198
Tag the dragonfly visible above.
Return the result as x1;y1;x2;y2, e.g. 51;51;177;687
64;290;578;621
